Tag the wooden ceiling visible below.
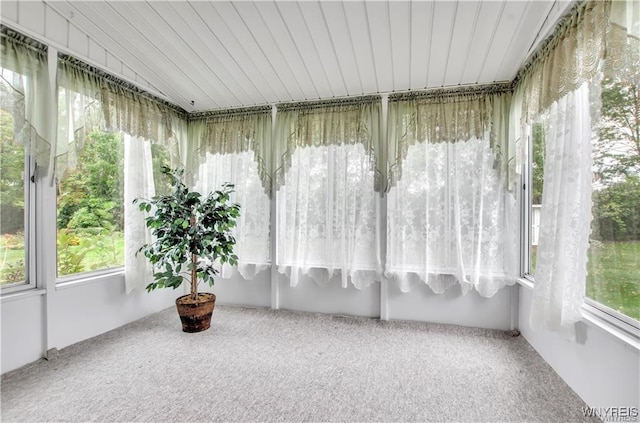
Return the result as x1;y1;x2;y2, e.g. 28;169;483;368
1;1;575;113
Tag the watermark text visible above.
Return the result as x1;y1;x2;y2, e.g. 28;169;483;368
582;407;639;422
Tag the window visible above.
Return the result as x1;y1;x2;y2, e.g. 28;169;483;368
387;135;516;296
274;102;381;289
189;111;272;281
277;143;379;288
56;84;125;277
385;94;516;296
528;122;545;275
55;127;125;277
588;77;640;321
0;69;30;287
527;78;639;323
195;150;271;279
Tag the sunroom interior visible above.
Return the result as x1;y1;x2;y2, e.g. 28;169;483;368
1;0;638;420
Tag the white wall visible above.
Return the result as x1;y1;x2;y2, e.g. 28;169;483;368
519;284;640;409
50;275;177;349
387;282;515;330
1;292;44;373
277;275;381;318
203;270;272;309
1;274;176;374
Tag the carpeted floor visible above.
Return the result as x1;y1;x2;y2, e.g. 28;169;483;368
1;305;597;422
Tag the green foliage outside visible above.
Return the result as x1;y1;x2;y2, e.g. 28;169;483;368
57;130;124;232
592;78;640;243
589;79;639;320
531;123;545;205
1;231;125;283
587;241;640;320
1;108;26;284
55;130;125;276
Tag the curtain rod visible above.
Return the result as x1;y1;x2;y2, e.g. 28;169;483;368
188;105;272;121
276;95;381;111
1;25;47;56
388;82;512;102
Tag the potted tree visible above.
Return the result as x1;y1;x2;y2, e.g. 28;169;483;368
135;166;240;333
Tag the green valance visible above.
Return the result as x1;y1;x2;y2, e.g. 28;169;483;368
387;85;512;190
188;107;273;196
274;96;383;192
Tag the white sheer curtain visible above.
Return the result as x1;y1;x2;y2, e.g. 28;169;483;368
194;151;271;279
385;92;516;296
189;110;272;280
124;135;155;293
56;64;104;180
277;144;380;288
514;0;638;338
387;138;516;296
275;100;382;289
56;55;186;291
0;27;53;177
530;84;595;339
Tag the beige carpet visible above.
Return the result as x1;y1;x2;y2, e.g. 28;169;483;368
1;305;597;422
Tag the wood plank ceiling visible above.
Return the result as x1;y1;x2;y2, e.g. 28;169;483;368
2;1;575;113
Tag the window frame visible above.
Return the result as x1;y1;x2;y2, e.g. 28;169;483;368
521;131;534;281
2;153;37;293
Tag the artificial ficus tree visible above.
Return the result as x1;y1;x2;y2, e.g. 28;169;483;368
135;166;240;301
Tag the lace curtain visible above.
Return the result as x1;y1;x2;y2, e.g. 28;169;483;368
274;98;383;192
56;59;105;180
189;109;272;196
529;83;596;340
275;101;382;289
123;135;156;293
387;89;513;190
190;111;272;280
57;55;186;292
0;26;53;177
386;93;517;297
56;56;184;179
511;0;610;180
604;0;639;84
520;0;640;338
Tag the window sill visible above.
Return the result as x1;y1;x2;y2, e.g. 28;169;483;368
516;278;640;351
56;268;125;291
1;288;46;304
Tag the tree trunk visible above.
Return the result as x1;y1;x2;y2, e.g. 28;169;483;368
190;215;198;301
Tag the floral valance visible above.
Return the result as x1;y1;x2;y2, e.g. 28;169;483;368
57;55;186;145
604;0;639;84
274;96;383;192
188;106;272;196
514;0;610;123
387;86;512;190
510;0;639;182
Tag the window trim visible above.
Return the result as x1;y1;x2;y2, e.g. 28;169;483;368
56;265;124;285
56;267;124;290
518;278;640;350
521;131;533;279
